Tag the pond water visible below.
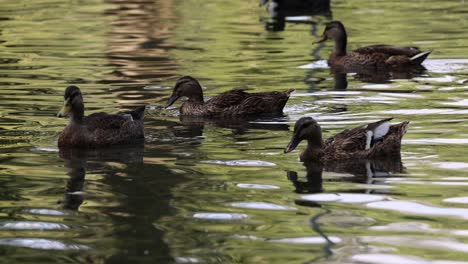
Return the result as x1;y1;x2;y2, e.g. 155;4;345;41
1;0;468;263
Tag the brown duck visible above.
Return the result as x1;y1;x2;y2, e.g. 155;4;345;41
284;117;409;162
57;86;145;148
166;76;294;116
316;21;431;70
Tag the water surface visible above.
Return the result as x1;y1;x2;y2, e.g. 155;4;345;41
1;0;468;263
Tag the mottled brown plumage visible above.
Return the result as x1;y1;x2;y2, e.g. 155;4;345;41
57;86;145;148
316;21;431;70
284;117;409;162
166;76;294;116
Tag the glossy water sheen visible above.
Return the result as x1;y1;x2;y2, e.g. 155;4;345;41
1;0;468;263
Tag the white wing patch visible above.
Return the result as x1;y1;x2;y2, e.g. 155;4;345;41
373;121;390;140
365;130;373;150
410;50;431;62
366;121;390;150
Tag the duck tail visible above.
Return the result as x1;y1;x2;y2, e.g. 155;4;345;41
286;88;296;96
368;120;409;158
398;121;410;136
410;50;432;65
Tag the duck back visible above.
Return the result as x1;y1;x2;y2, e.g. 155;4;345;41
58;109;145;148
182;88;294;116
323;118;409;160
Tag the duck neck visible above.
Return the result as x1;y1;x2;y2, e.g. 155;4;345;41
332;33;347;57
70;103;85;124
188;86;205;105
189;94;205;105
302;139;324;161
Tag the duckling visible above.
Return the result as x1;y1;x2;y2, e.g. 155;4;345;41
316;21;431;70
57;86;145;148
166;76;294;116
284;117;409;162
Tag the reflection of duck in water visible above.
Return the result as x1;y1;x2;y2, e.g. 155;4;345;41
177;115;289;136
284;117;409;162
316;21;431;71
287;158;404;194
333;63;427;85
58;146;144;210
166;76;294;116
259;0;331;31
57;86;145;148
287;161;323;194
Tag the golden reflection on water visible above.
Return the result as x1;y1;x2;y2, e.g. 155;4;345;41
105;0;178;84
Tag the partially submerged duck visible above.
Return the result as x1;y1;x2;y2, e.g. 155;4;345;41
316;21;431;70
259;0;331;31
57;86;145;148
284;117;409;162
259;0;330;16
166;76;294;116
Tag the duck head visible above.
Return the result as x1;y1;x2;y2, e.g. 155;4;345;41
284;117;322;153
58;86;84;122
166;76;204;108
316;21;347;43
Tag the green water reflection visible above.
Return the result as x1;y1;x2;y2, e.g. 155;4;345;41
1;0;468;263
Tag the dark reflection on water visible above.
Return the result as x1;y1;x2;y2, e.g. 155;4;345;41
58;146;145;210
58;145;182;263
288;158;404;194
178;115;290;136
287;161;324;194
260;0;331;31
104;161;178;263
334;65;429;84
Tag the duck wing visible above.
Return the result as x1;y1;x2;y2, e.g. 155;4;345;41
206;89;249;109
324;118;394;158
118;105;146;121
85;105;145;131
206;89;294;115
353;45;421;57
85;113;129;131
369;121;409;158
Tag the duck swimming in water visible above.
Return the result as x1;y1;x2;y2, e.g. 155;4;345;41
166;76;294;116
316;21;431;71
284;117;409;162
57;86;145;148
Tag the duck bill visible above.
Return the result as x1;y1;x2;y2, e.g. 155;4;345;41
165;94;179;108
314;35;327;44
284;136;301;153
57;98;71;117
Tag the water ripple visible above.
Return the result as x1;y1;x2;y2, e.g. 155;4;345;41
443;197;468;204
367;201;468;219
229;202;297;211
0;221;68;230
360;236;468;253
300;193;387;204
351;253;468;264
269;236;341;244
23;208;67;216
0;238;89;250
193;213;248;220
370;222;468;237
201;160;276;167
236;183;280;189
